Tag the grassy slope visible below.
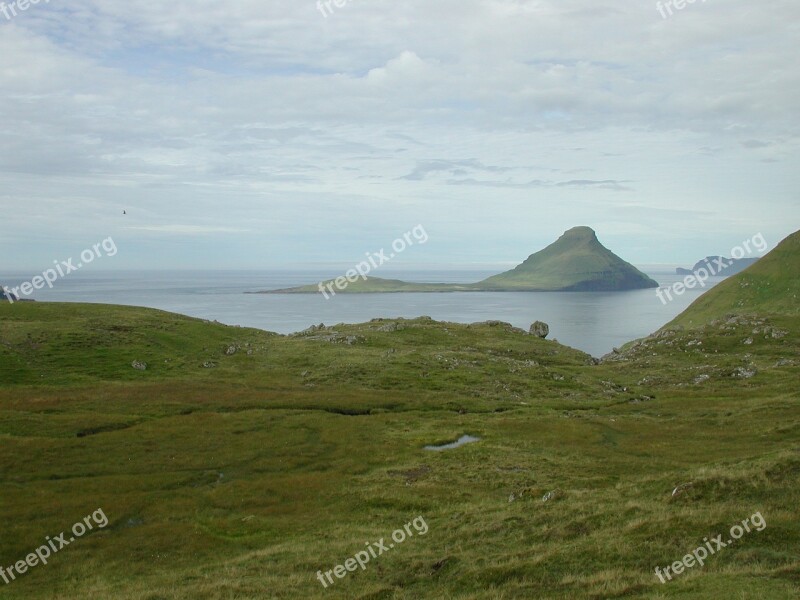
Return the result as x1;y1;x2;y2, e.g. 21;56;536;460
667;229;800;329
1;298;798;599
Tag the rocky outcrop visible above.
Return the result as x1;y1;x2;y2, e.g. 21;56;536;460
530;321;550;338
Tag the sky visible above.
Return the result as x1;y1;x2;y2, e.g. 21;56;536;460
0;0;798;272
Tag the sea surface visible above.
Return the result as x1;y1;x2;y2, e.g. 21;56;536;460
0;269;722;357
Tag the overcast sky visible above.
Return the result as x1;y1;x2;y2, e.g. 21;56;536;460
1;0;798;271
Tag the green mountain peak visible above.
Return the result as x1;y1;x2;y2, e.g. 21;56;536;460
562;225;599;239
262;226;658;294
476;226;658;291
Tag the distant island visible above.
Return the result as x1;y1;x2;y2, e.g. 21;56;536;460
256;226;659;295
676;256;760;277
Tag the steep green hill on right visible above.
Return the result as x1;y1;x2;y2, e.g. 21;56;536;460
667;229;800;330
602;229;798;390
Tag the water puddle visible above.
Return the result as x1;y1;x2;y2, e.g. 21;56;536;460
424;435;480;452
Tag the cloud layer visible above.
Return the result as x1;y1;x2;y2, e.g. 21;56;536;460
1;0;798;269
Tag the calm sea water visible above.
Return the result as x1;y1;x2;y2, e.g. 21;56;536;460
0;269;721;357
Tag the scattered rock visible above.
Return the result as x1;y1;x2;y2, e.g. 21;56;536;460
202;361;217;369
530;321;550;339
743;338;754;345
671;482;693;498
479;320;508;327
125;517;145;528
629;395;655;403
600;380;628;393
542;489;564;503
225;345;238;356
388;465;431;485
508;487;537;503
693;374;710;385
131;360;147;371
732;367;756;379
431;558;450;573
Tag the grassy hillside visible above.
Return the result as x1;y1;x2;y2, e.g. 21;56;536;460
668;229;800;329
0;302;278;386
1;297;798;599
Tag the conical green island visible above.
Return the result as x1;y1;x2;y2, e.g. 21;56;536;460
259;226;658;294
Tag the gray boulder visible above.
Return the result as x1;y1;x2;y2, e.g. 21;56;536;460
529;321;550;339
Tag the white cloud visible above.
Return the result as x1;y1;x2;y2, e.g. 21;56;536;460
0;0;798;268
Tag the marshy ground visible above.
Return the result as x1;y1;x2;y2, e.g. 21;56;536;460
0;301;798;599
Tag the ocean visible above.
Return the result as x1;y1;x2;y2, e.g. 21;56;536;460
0;269;720;357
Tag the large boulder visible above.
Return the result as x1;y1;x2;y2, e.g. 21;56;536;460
529;321;550;339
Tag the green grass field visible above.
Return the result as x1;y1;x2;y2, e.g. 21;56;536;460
1;233;799;599
0;299;798;599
